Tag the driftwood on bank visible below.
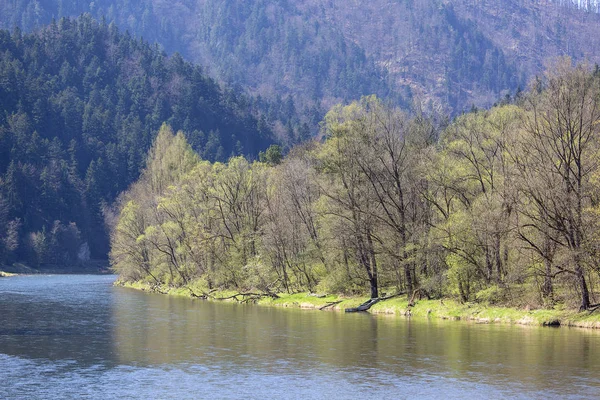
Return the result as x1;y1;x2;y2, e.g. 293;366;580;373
319;300;342;310
344;292;405;313
345;298;381;312
588;303;600;314
210;291;280;303
150;283;169;295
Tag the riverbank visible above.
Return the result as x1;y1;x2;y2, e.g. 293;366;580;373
117;280;600;329
0;261;111;275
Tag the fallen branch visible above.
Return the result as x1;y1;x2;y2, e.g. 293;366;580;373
343;292;405;313
345;297;380;312
319;300;342;310
588;303;600;314
186;287;207;299
213;292;279;302
380;292;404;301
150;284;168;295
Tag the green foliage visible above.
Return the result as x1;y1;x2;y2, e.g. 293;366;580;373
475;285;505;305
259;145;283;165
143;124;200;194
315;267;363;296
112;66;600;311
0;16;273;266
446;253;476;302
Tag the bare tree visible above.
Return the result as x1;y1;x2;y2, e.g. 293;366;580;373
520;60;600;310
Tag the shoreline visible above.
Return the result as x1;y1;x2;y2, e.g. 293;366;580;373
0;261;111;276
116;280;600;329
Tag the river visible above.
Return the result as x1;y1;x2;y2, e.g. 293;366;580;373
0;274;599;399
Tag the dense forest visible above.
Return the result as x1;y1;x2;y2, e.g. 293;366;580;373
0;15;273;268
2;0;600;122
2;4;600;310
0;0;395;140
112;61;600;311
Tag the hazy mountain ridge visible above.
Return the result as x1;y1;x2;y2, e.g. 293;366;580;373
311;1;522;112
2;1;599;117
453;0;600;75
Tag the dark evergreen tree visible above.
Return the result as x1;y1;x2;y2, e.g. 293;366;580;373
0;15;274;267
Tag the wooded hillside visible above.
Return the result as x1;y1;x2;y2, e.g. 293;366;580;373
2;0;600;120
0;15;272;267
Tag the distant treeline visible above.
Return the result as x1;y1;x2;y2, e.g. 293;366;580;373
112;61;600;311
0;15;272;266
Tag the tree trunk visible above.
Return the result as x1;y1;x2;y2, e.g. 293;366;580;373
542;256;553;302
405;264;413;295
370;275;379;299
485;246;493;283
367;230;379;299
494;232;502;282
576;264;590;311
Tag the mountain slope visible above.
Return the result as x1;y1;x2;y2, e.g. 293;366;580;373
2;1;600;116
0;15;272;266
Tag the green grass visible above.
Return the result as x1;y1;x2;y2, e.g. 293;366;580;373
258;292;366;310
369;298;600;328
116;279;600;329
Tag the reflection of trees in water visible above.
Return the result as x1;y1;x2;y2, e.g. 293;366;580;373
112;289;600;392
2;275;599;395
1;275;599;393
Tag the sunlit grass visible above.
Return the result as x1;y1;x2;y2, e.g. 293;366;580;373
260;292;366;310
117;279;600;329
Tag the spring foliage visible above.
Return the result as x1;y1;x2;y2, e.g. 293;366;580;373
112;63;600;310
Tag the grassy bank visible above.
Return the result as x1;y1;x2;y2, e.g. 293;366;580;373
116;280;600;329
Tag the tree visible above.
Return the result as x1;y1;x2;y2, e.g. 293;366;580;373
110;124;200;282
519;60;600;310
317;98;384;298
142;124;200;196
259;144;283;165
262;153;323;292
433;106;522;300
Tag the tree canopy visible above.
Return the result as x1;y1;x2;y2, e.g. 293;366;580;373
112;64;600;311
0;15;273;267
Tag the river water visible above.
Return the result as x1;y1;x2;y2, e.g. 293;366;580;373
0;275;599;399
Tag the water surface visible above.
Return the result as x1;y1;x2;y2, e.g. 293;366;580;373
1;275;599;399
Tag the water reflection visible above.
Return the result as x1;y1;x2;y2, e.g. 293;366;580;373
0;275;599;398
111;285;600;395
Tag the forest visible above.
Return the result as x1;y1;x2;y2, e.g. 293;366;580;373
0;15;273;268
112;60;600;311
2;7;600;310
4;0;600;125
